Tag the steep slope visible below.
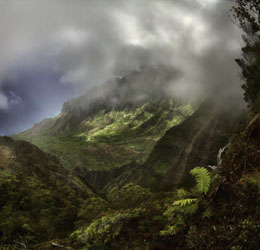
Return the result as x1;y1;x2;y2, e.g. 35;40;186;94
84;99;244;192
143;99;242;189
156;113;260;249
0;136;95;246
0;136;94;195
15;66;194;170
17;66;179;137
35;110;257;250
66;103;256;250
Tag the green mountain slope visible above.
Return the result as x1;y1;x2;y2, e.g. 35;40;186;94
15;66;194;171
0;136;95;246
67;108;259;250
17;100;193;170
143;99;243;189
80;99;244;192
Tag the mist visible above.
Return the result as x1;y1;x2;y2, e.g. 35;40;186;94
0;0;243;135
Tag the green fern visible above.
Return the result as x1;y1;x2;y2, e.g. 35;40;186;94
161;167;214;236
190;167;211;195
176;188;191;199
173;198;197;207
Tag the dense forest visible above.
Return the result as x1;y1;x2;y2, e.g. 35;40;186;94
1;0;260;249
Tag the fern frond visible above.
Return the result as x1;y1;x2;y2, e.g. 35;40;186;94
176;188;191;199
179;202;199;215
190;167;210;194
173;198;197;207
202;207;213;219
160;224;180;236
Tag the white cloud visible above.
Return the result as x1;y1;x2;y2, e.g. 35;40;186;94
0;0;242;99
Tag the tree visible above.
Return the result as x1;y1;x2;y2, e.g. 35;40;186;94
231;0;260;110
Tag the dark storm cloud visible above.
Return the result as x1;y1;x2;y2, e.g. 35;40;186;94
0;0;242;134
0;57;75;135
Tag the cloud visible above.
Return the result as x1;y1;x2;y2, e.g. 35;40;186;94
0;92;8;110
0;0;243;134
8;91;23;108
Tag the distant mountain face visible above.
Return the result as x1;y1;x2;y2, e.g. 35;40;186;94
19;66;180;137
15;66;194;171
83;99;245;192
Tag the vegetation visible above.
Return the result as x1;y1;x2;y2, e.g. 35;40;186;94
0;137;92;248
160;167;216;236
4;104;260;250
2;2;260;248
16;100;193;171
232;0;260;111
0;172;80;244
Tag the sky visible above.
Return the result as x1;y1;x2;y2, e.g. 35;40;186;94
0;0;243;135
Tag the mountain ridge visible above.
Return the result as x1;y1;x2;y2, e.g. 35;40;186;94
15;66;194;172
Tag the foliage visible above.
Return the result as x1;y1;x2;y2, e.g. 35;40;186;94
0;171;82;246
108;183;152;209
16;100;193;170
71;208;145;250
173;198;198;207
231;0;260;110
184;182;260;249
160;167;214;236
190;167;211;194
77;197;109;226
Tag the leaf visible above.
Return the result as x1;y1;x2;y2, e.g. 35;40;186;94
173;198;198;207
190;167;211;194
202;208;212;219
176;188;191;199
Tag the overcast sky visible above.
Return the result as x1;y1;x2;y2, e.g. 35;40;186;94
0;0;242;135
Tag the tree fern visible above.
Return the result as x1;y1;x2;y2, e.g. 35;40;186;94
190;167;211;195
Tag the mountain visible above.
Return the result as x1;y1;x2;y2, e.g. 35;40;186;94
15;66;194;171
143;98;244;189
8;64;258;250
14;66;243;194
82;98;244;192
3;108;258;250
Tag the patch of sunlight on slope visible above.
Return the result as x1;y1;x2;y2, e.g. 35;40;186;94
26;100;194;170
77;100;193;143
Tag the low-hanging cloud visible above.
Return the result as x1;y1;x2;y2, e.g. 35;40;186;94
0;0;243;134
